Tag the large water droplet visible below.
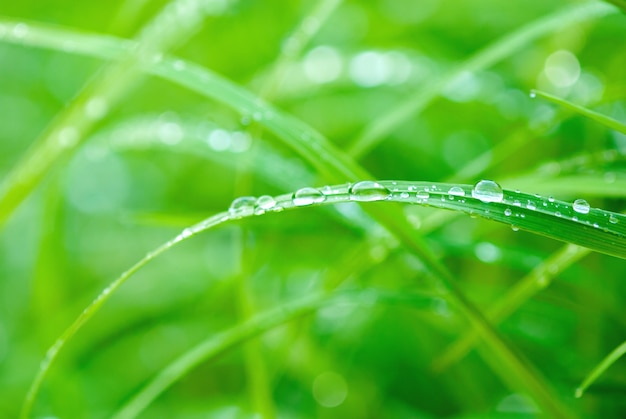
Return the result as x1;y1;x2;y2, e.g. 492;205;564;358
256;195;276;210
293;187;325;206
229;196;256;218
349;181;391;202
572;198;590;214
448;186;465;197
471;180;504;203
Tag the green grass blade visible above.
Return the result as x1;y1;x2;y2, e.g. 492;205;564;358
433;243;591;372
27;180;622;418
112;289;434;418
346;2;617;158
531;90;626;135
576;340;626;398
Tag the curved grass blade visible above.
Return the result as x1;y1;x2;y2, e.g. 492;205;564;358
25;180;626;418
531;90;626;135
346;2;618;158
0;0;233;229
576;340;626;398
112;289;434;418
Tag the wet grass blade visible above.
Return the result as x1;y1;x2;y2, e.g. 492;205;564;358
531;90;626;135
346;2;617;158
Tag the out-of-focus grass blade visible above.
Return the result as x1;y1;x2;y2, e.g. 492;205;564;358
531;90;626;135
112;289;434;419
346;2;618;158
576;340;626;398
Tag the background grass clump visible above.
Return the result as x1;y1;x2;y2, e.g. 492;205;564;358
1;0;626;418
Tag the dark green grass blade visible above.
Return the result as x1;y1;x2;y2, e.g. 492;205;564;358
576;340;626;398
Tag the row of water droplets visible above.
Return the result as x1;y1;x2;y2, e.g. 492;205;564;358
225;180;624;232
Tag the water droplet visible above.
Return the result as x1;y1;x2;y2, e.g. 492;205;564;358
471;180;504;203
572;216;578;222
58;126;80;147
173;60;186;71
417;190;430;199
256;195;276;210
229;196;256;218
529;90;537;98
12;23;28;39
293;187;325;206
555;211;562;217
548;196;555;203
448;186;465;197
85;97;109;120
526;201;536;210
511;225;519;232
504;208;512;216
400;191;409;199
609;214;619;224
573;199;590;214
513;200;521;207
349;181;391;202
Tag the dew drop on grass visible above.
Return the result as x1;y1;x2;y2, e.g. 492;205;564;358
400;192;409;199
504;208;512;216
448;186;465;197
527;201;536;210
529;90;537;98
417;190;429;199
609;214;619;224
511;225;519;232
229;196;257;218
256;195;276;210
349;181;391;202
573;198;590;214
293;187;325;206
471;180;504;203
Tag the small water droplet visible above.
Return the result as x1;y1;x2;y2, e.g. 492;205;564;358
417;190;430;199
609;214;619;224
573;199;590;214
529;90;537;98
527;201;537;210
593;222;599;228
504;208;512;216
349;181;391;202
513;200;521;207
293;187;325;206
256;195;276;210
511;225;519;232
12;23;29;38
448;186;465;197
400;191;409;199
85;97;109;120
555;211;562;217
548;196;555;203
229;196;257;218
471;180;504;203
572;216;578;222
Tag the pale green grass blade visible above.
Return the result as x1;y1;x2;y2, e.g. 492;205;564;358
346;2;617;158
112;289;434;419
531;90;626;135
432;243;591;372
0;0;233;229
576;340;626;398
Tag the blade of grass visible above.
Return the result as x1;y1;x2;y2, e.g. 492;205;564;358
3;21;578;417
575;340;626;398
432;243;591;372
0;0;233;229
111;288;435;419
345;2;617;158
28;180;626;417
531;90;626;135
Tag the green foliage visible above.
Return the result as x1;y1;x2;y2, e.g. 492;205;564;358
1;0;626;418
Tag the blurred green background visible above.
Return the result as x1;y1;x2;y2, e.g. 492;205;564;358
1;0;626;417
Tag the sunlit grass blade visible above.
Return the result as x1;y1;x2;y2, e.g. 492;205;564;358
575;340;626;398
345;2;617;158
432;243;591;372
531;90;626;135
0;0;232;229
112;289;434;418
